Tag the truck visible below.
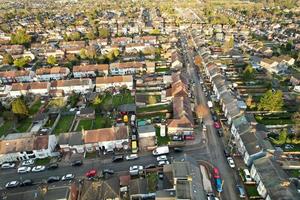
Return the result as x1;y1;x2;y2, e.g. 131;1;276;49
152;146;169;156
200;165;213;194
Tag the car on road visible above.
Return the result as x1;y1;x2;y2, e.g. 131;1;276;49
62;174;75;181
85;169;97;178
243;169;252;182
236;185;246;198
213;122;221;129
112;155;124;162
103;169;114;175
227;157;235;168
5;180;19;188
71;160;83;166
47;163;58;170
212;115;218;122
174;147;183;153
17;166;31;173
1;163;16;169
145;164;156;169
125;154;138;161
207;194;220;200
217;129;223;137
172;135;183;141
20;179;33;187
31;165;46;172
47;176;60;183
212;167;220;179
156;155;167;162
21;159;35;166
129;165;143;176
158;160;169;167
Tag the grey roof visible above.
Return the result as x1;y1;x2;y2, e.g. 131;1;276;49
254;157;300;200
137;125;155;134
240;132;262;155
118;104;136;112
156;190;176;198
79;107;95;115
176;180;192;199
44;187;70;200
33;113;48;122
232;115;251;135
212;74;226;88
58;132;83;146
129;178;148;196
172;161;191;179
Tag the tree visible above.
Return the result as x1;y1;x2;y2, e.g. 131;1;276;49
67;32;81;41
79;49;87;59
47;55;57;66
149;29;160;35
258;90;284;111
148;96;157;104
92;96;102;106
292;112;300;139
13;57;31;68
11;29;31;46
2;53;14;65
98;28;109;38
48;98;65;108
86;30;96;40
242;64;255;81
12;98;29;116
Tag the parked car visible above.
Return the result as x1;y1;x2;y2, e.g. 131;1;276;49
227;157;235;168
158;171;164;179
85;169;97;178
31;165;46;172
1;163;16;169
158;160;169;167
213;122;221;129
217;129;223;137
126;154;139;161
212;115;218;122
61;174;75;181
236;185;246;198
21;159;35;166
5;181;19;188
20;179;33;187
145;164;156;169
129;165;143;176
243;169;252;182
174;147;183;153
212;167;220;179
47;176;60;183
71;160;83;166
17;166;31;174
172;135;183;141
47;163;58;170
156;155;167;162
184;134;195;140
112;155;124;162
223;149;230;157
103;169;114;175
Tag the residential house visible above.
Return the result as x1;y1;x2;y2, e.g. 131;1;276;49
36;67;70;81
125;43;148;53
58;132;84;153
83;125;129;152
250;156;300;200
260;55;294;74
0;70;34;83
290;74;300;92
95;75;133;92
220;91;242;124
29;82;50;95
129;178;149;200
171;51;183;70
51;78;93;94
77;107;95;119
73;64;109;78
9;82;30;97
111;37;133;46
145;61;156;73
0;133;57;164
110;62;144;75
167;96;194;136
60;41;86;54
137;125;156;150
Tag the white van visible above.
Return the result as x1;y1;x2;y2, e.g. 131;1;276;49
243;169;252;182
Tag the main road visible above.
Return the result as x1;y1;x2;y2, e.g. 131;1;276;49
180;32;239;200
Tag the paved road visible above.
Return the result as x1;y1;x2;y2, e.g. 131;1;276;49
181;33;239;200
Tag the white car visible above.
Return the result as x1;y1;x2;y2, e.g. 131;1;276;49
17;166;31;174
158;160;169;167
61;173;75;181
1;163;16;169
21;159;35;166
126;154;139;161
156;155;167;162
5;180;19;188
31;165;46;172
243;169;252;182
227;157;235;168
129;165;143;175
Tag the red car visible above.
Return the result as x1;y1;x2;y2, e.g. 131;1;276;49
85;169;97;178
212;167;220;179
214;122;221;129
184;134;195;140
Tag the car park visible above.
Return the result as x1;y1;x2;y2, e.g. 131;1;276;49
62;174;75;181
20;179;33;187
31;165;46;172
156;155;167;162
227;157;235;168
47;176;60;183
85;169;97;178
103;169;114;175
1;163;16;169
236;185;246;198
126;154;139;161
129;165;143;176
158;160;169;167
71;160;83;166
21;159;35;166
112;155;124;162
47;163;58;170
17;166;31;173
5;181;19;188
243;169;252;182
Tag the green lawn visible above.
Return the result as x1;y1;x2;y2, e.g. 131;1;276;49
137;104;171;113
29;100;42;115
35;157;51;165
0;121;13;137
85;151;98;159
16;118;32;132
99;90;135;110
54;115;74;135
93;116;113;129
146;172;158;193
287;169;300;178
255;115;294;125
156;127;170;146
76;120;93;131
155;67;170;73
